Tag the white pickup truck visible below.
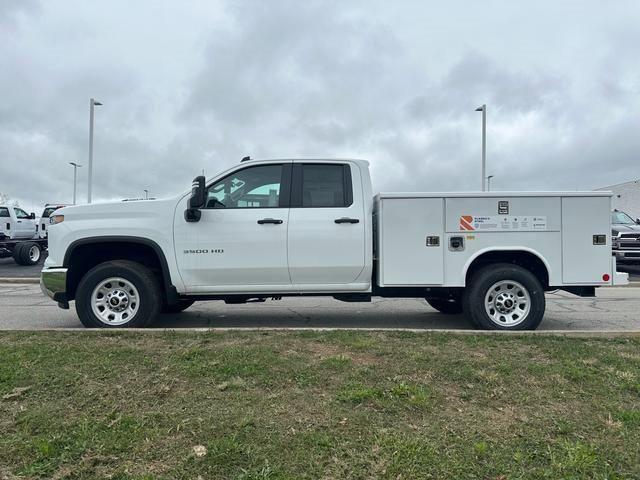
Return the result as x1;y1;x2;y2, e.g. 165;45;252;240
41;158;627;329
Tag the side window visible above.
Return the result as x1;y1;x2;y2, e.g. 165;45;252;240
14;208;29;219
0;207;9;218
299;164;352;208
205;164;284;209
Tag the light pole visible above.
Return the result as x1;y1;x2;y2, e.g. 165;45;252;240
87;98;103;203
69;162;82;204
475;104;487;191
143;189;149;200
487;175;494;192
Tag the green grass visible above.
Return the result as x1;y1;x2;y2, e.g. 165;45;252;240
1;331;639;479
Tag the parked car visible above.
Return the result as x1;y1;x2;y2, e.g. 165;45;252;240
37;204;69;238
611;209;640;264
41;158;627;330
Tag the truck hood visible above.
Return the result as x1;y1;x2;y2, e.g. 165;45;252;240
56;197;179;222
612;224;640;235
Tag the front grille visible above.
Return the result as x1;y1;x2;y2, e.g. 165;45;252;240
618;239;640;249
620;233;640;239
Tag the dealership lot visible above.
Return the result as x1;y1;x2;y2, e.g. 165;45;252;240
1;282;639;331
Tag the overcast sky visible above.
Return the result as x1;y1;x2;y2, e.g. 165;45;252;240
1;0;639;211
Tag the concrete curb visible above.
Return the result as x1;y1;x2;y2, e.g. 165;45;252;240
1;328;639;337
0;277;39;284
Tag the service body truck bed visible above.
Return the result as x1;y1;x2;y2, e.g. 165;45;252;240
375;192;614;288
41;158;627;330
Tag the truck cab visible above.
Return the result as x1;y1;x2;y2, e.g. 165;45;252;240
40;158;627;330
0;205;37;240
175;159;372;293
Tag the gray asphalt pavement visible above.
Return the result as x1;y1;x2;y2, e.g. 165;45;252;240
1;283;639;331
0;255;46;278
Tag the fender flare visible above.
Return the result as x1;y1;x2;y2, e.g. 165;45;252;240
462;246;552;286
63;236;179;303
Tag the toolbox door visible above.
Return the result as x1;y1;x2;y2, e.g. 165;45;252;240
561;196;611;284
380;197;444;285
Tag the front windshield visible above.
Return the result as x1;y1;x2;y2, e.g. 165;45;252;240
611;211;636;225
42;207;59;218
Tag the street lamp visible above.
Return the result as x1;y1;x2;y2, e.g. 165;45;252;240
69;162;82;205
487;175;494;192
143;189;149;200
87;98;103;203
475;104;487;191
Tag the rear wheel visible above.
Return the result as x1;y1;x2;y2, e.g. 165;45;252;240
463;263;545;330
12;243;26;265
426;298;463;314
75;260;161;328
162;299;195;314
21;242;42;265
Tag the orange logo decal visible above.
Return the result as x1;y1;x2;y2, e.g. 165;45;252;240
460;215;475;231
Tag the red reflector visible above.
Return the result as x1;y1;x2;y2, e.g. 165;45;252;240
602;274;610;282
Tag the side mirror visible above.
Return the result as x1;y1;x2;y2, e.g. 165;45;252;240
185;175;206;223
636;218;640;225
29;213;36;219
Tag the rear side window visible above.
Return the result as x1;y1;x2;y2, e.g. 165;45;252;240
294;164;353;208
0;208;9;218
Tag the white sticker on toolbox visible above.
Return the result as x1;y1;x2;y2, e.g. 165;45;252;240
459;215;547;231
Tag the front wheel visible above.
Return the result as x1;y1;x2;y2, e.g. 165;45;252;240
463;264;545;330
75;260;162;328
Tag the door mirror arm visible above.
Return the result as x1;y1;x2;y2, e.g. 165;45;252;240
185;175;206;223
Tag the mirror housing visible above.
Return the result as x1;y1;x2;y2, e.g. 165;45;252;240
185;176;206;223
29;213;36;219
636;218;640;225
189;176;206;208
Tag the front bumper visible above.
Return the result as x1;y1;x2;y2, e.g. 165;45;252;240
40;267;68;303
613;249;640;264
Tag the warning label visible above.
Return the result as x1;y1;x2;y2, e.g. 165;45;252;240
459;215;547;232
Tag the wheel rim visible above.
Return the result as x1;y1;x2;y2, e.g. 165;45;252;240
90;277;139;326
28;245;40;262
484;280;531;327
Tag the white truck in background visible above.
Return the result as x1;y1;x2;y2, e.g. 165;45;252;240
37;204;69;239
0;205;48;265
41;158;627;329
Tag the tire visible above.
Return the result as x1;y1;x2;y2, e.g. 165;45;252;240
75;260;162;328
12;243;27;265
426;298;463;315
19;242;41;266
162;299;195;314
463;263;545;330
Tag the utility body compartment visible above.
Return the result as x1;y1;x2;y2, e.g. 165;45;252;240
374;192;615;288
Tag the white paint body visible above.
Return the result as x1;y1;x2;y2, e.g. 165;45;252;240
45;159;626;295
0;205;37;240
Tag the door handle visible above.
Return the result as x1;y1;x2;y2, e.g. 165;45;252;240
257;218;283;225
335;217;359;224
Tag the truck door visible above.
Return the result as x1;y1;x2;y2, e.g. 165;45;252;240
174;162;292;291
287;163;366;286
13;207;33;239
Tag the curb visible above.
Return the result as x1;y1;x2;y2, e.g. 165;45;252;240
1;328;639;338
0;278;39;284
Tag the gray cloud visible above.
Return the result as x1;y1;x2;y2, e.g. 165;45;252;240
1;0;639;213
